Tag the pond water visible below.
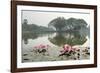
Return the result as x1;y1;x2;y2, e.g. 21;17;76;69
22;32;90;63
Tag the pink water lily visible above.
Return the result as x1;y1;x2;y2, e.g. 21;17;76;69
39;44;46;49
33;44;50;50
60;44;80;56
63;44;72;52
33;44;50;54
59;44;77;56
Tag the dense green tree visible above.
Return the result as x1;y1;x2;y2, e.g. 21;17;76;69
48;17;88;31
22;17;88;33
49;17;66;31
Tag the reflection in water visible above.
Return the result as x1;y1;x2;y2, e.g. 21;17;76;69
22;32;51;44
22;31;90;63
48;33;67;46
23;31;88;46
48;32;87;46
22;33;38;44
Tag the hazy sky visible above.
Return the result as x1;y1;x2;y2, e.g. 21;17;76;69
22;10;90;27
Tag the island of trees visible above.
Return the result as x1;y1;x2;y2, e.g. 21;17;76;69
22;17;90;45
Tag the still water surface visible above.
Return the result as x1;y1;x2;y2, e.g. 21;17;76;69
22;32;90;63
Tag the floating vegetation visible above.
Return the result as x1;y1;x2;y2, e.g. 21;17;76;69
23;54;28;56
86;52;90;55
24;59;29;60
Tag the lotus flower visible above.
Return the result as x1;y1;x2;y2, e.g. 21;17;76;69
63;44;72;52
59;44;80;56
33;44;50;53
39;44;46;49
